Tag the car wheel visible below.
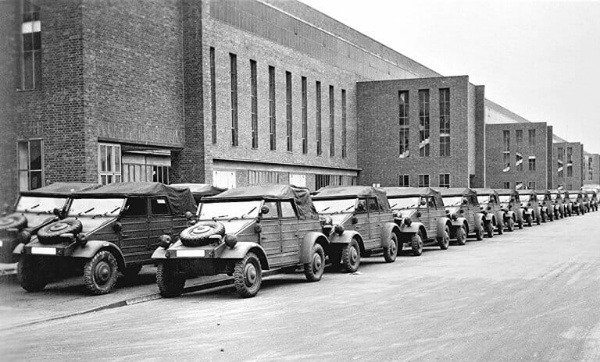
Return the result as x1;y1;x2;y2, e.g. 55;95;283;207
304;243;325;282
156;262;185;298
518;219;524;229
525;215;532;227
18;256;49;292
506;218;514;232
536;215;541;225
341;238;361;273
233;252;262;298
383;233;398;263
83;250;119;295
497;221;504;235
438;226;450;250
476;224;484;241
455;225;467;245
411;233;423;256
541;212;546;223
485;222;494;238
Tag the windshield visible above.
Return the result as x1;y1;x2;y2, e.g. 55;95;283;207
15;196;67;214
198;200;261;220
536;195;546;201
313;198;356;214
388;197;420;210
477;196;490;204
569;195;578;201
498;195;512;203
550;194;558;200
68;198;125;217
443;196;464;207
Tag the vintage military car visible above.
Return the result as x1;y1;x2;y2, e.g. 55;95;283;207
153;185;330;298
548;190;567;219
473;188;505;237
313;186;400;270
565;190;585;215
0;183;98;264
517;190;542;226
496;189;525;230
435;188;485;241
584;190;598;211
535;190;555;222
384;187;455;255
17;182;196;295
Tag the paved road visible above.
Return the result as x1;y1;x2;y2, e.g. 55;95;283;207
1;212;600;360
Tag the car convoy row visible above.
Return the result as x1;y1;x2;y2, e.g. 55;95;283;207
0;182;597;298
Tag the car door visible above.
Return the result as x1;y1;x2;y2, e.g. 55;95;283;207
354;198;370;243
279;200;300;266
119;197;150;264
259;200;282;265
425;196;439;237
147;197;173;256
366;197;382;249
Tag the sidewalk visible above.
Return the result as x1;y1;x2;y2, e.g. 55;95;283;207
0;263;17;278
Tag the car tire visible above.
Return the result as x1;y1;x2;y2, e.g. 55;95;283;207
438;226;450;250
506;217;514;232
180;221;226;247
0;213;27;231
156;262;185;298
525;215;532;227
37;218;83;244
485;222;494;238
541;212;546;223
18;256;49;292
83;250;119;295
536;215;541;225
497;221;504;235
455;225;467;245
341;238;360;273
518;219;524;229
383;233;398;263
476;224;484;241
233;252;262;298
304;243;325;282
411;233;423;256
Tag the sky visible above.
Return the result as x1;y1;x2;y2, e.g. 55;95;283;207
299;0;600;154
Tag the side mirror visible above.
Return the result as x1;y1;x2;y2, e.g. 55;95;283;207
260;206;270;215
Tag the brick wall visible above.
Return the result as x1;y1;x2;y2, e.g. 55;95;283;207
553;142;584;189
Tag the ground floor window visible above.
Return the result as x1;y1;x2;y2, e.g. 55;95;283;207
515;181;523;190
439;174;450;188
289;173;307;187
398;175;409;187
248;170;281;185
18;139;43;191
213;170;236;189
315;174;356;190
418;174;430;187
98;143;121;185
503;182;510;189
527;181;536;189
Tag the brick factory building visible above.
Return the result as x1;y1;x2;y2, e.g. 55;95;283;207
552;142;584;190
0;0;595;206
485;122;553;190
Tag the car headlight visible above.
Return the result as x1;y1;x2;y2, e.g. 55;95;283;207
334;224;344;235
224;234;237;248
403;218;412;226
158;234;172;249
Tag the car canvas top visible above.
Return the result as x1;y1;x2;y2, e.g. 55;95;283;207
20;182;100;197
434;187;478;198
313;185;391;212
383;187;444;207
170;183;226;202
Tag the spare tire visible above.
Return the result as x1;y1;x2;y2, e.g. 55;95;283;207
180;221;225;247
0;213;27;231
37;218;83;244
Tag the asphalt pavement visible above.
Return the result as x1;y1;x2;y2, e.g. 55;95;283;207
1;212;599;360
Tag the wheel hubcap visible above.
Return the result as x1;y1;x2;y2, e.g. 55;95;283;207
95;261;111;284
244;263;257;286
390;239;397;255
313;254;322;272
350;246;358;265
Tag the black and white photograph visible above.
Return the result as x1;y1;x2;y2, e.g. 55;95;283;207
1;0;599;359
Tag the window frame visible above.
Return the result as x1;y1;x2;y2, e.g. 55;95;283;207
98;143;122;185
20;0;42;91
150;197;171;216
17;138;44;191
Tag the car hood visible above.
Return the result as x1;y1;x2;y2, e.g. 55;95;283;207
393;209;417;219
328;213;352;226
445;206;461;215
71;216;116;234
197;218;255;236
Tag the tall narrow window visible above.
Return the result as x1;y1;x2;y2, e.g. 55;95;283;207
516;130;523;146
418;174;430;187
503;152;511;172
528;181;536;190
398;91;409;158
20;1;41;90
301;76;308;154
516;152;523;171
528;156;536;171
503;130;510;151
269;66;276;150
439;88;450;157
210;47;217;144
503;182;511;189
316;81;322;155
567;147;573;177
329;85;335;157
557;147;564;178
18;139;43;191
418;90;430;157
439;174;450;188
250;59;258;149
341;89;347;158
229;53;238;146
398;175;409;187
97;143;121;185
528;129;536;146
286;71;293;152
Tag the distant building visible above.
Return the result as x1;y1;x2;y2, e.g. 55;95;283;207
553;142;584;190
583;153;600;186
486;123;553;190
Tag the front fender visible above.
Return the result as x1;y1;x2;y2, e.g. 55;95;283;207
329;230;361;245
436;217;451;236
399;222;421;234
450;217;467;229
473;213;484;229
71;240;125;268
299;231;328;264
379;223;400;249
